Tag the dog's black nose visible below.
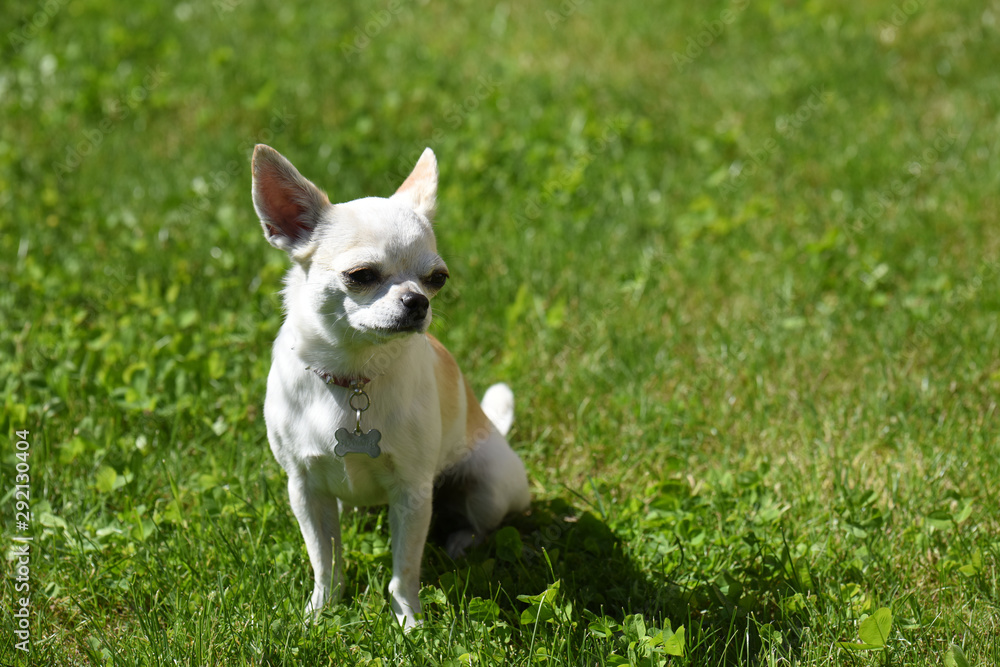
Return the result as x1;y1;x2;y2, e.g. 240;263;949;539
401;292;429;320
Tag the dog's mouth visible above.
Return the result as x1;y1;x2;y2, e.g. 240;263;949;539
356;318;428;340
333;296;432;342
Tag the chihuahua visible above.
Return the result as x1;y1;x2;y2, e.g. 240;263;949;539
251;144;530;629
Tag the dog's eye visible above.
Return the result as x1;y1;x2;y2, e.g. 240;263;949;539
344;267;381;288
424;270;449;290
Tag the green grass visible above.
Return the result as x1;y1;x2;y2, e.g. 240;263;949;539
3;0;1000;664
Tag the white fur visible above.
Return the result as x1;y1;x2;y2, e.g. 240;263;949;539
252;144;530;629
481;383;515;437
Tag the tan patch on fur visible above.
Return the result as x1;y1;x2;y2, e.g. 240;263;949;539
428;334;492;450
429;334;461;431
464;378;494;450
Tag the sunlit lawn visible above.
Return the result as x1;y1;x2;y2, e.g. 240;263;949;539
2;0;999;664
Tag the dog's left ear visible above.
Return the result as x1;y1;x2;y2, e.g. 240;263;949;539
391;148;437;220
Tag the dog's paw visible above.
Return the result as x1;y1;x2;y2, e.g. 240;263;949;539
303;601;323;624
303;588;331;624
397;612;423;632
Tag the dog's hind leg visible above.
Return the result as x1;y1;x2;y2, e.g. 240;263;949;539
441;426;530;559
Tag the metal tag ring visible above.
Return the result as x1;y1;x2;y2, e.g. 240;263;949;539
349;390;371;412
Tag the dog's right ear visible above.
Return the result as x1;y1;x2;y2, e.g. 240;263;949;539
252;144;330;254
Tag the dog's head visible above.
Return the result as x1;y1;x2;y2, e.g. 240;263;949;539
251;145;448;344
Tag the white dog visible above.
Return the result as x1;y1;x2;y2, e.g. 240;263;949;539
251;144;530;628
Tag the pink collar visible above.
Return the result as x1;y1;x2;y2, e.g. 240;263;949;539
311;368;370;389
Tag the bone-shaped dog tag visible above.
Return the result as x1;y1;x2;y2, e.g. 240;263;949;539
334;427;382;458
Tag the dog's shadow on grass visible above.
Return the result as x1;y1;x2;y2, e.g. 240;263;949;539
327;495;791;663
425;497;791;664
426;497;683;625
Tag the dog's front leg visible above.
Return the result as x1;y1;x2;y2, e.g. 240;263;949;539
387;484;433;629
287;474;342;620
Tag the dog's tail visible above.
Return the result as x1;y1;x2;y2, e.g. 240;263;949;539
481;383;515;437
